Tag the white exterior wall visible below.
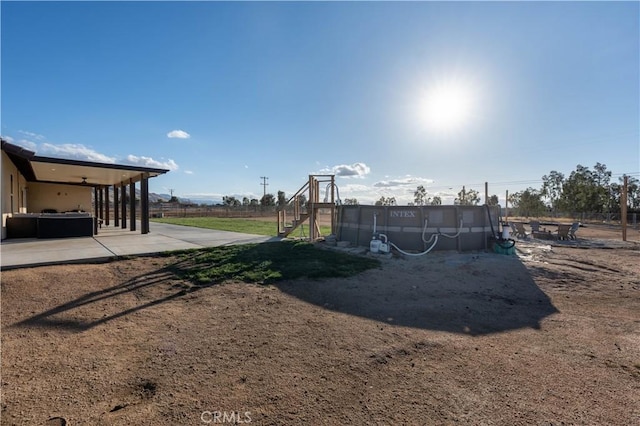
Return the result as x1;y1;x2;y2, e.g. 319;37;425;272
27;182;92;215
1;151;28;239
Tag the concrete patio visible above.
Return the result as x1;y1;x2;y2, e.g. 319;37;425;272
1;221;278;270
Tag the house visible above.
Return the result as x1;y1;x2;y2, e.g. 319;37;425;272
1;138;169;240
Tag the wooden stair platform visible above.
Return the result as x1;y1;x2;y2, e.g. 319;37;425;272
278;213;310;237
276;175;337;240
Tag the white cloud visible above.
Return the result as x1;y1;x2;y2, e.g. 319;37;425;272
372;176;440;204
3;132;38;152
334;177;441;205
126;154;179;171
39;143;116;163
184;170;194;175
336;185;378;205
167;130;191;139
338;183;371;192
373;176;434;188
15;139;38;151
6;134;181;173
321;162;371;178
18;130;45;141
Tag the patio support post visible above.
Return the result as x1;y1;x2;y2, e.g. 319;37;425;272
104;186;110;226
93;186;99;235
121;182;127;229
98;186;104;225
113;184;119;227
141;173;149;234
129;178;136;232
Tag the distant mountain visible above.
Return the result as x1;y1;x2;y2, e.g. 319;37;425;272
183;197;221;205
104;189;169;203
129;191;219;205
155;194;222;205
149;192;170;203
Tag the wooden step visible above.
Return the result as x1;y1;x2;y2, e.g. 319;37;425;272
292;214;309;226
278;215;311;237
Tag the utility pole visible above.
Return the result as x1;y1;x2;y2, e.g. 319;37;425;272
485;182;489;205
621;175;628;242
260;176;269;200
505;190;509;224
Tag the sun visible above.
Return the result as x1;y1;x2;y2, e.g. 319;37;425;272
418;80;476;133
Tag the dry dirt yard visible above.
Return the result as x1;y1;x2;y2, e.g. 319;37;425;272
1;225;639;425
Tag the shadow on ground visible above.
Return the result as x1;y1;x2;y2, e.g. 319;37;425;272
13;246;558;337
13;267;192;332
275;251;559;336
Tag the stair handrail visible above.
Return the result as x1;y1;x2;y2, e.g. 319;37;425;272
285;181;310;205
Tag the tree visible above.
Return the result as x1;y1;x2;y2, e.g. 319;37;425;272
626;176;640;209
487;195;499;206
249;198;259;206
375;196;396;206
510;187;546;217
343;198;359;205
507;191;520;209
454;188;480;205
610;175;640;212
260;193;276;206
541;170;565;212
539;163;638;216
559;164;609;214
430;196;442;206
277;191;287;208
593;162;611;187
414;185;428;206
222;195;240;207
168;195;179;203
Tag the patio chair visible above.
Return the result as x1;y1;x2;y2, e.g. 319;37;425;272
557;224;571;240
509;222;518;238
514;222;528;239
568;222;580;240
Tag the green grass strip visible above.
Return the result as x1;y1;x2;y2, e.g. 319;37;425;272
151;216;331;237
167;240;380;285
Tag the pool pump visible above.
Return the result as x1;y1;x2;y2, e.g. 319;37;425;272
485;205;516;255
370;232;390;254
370;213;391;254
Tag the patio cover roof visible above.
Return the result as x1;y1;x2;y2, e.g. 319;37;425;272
2;139;169;187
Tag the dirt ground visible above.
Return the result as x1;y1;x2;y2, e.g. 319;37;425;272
1;224;639;425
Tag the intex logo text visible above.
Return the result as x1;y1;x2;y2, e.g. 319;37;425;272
390;210;417;218
201;411;252;424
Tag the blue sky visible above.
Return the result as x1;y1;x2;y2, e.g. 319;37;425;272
2;1;638;205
